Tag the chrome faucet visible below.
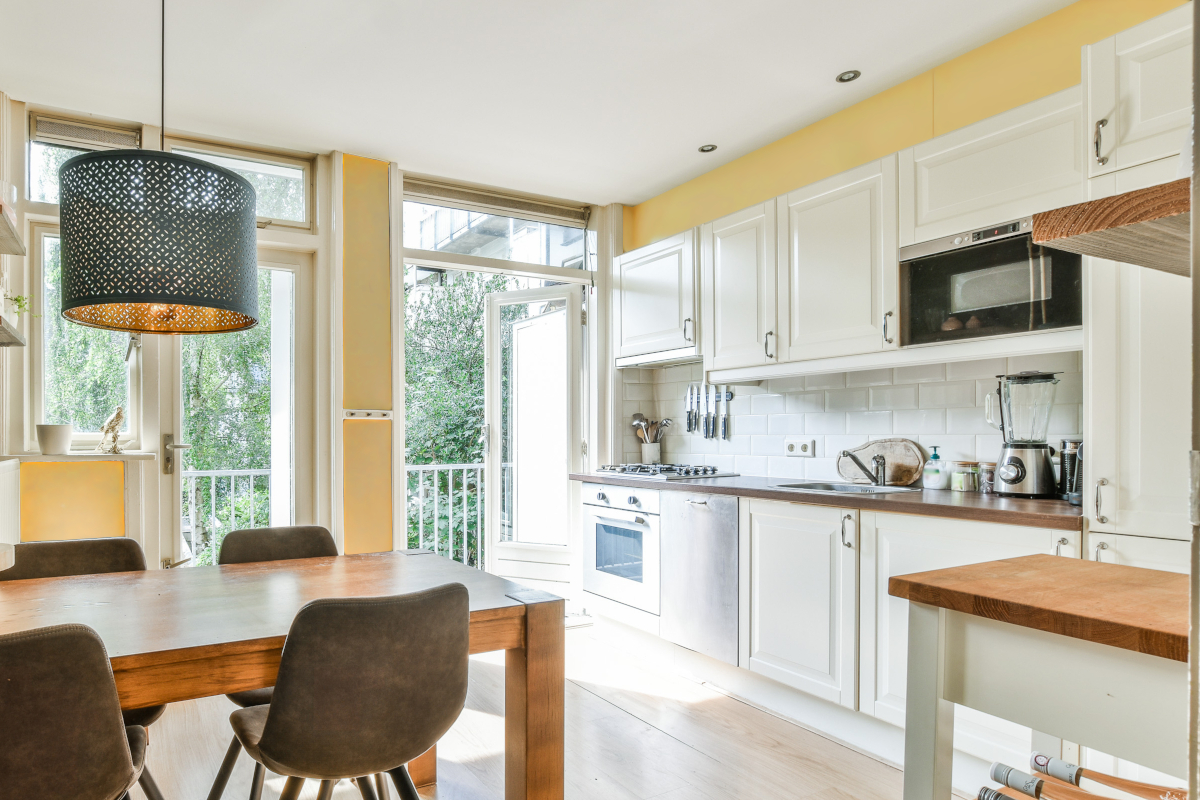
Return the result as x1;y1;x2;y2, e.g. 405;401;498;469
842;451;886;486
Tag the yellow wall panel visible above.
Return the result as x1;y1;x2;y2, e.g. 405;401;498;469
20;461;124;542
625;0;1186;251
342;154;392;411
342;420;393;554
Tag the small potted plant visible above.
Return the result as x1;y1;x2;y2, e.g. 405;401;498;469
3;293;32;324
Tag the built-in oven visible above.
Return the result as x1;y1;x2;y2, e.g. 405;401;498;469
582;483;660;616
899;218;1083;347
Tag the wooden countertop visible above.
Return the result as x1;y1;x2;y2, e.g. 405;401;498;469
889;554;1188;661
571;473;1083;531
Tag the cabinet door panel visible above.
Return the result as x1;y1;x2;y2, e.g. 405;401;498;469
616;230;696;358
779;156;897;361
705;203;776;370
899;87;1084;246
1087;4;1191;177
1084;258;1191;540
1089;532;1189;573
743;500;856;708
858;512;1079;766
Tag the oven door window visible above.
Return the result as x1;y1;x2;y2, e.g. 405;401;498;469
595;522;644;582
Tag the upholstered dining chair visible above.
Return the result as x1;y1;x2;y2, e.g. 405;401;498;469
0;623;166;800
207;525;340;800
0;538;168;731
222;584;469;800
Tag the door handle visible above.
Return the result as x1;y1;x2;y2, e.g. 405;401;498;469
840;514;853;549
764;330;774;359
1095;478;1109;523
883;310;894;345
686;499;708;507
1094;541;1109;562
1094;119;1108;166
683;318;693;342
1055;537;1069;557
162;433;192;475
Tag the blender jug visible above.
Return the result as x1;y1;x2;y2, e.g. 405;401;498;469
986;371;1060;443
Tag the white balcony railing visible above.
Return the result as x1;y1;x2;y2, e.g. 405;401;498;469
405;463;487;568
181;469;272;565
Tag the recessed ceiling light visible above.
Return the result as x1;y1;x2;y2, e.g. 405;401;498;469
836;70;861;83
698;144;718;153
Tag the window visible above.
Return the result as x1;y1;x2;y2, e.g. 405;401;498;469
28;113;141;204
28;142;88;204
403;201;587;269
166;138;313;227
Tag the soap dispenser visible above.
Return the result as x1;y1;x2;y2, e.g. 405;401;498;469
924;446;949;490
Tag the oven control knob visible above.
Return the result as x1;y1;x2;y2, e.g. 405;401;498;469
596;492;607;502
627;496;639;505
998;459;1026;484
954;237;963;245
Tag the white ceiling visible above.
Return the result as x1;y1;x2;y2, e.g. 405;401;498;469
0;0;1075;207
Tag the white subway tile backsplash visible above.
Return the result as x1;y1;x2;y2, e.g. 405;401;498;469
870;384;918;410
735;455;768;475
624;382;654;401
706;454;736;472
805;458;841;480
805;412;848;434
975;435;1005;464
825;434;869;456
766;376;808;394
805;372;846;390
847;411;893;434
892;409;946;434
751;435;786;456
786;391;825;413
825;388;869;412
1055;372;1083;404
946;406;994;435
751;394;787;415
767;414;806;434
919;381;976;409
946;358;1007;381
767;456;807;479
728;397;753;416
735;415;768;435
719;435;753;455
916;434;975;461
1008;352;1080;375
894;363;947;384
846;368;894;387
1048;404;1081;435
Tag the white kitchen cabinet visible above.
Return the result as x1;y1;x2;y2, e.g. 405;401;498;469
702;202;777;370
614;229;698;362
1084;257;1192;541
858;511;1081;766
1088;531;1190;573
1085;3;1192;179
738;499;857;708
899;87;1085;246
776;156;898;362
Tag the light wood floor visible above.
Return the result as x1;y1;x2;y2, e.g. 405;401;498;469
131;627;903;800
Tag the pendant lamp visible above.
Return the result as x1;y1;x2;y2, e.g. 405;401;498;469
57;0;258;334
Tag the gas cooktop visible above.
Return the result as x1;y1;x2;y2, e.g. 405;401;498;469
595;463;739;480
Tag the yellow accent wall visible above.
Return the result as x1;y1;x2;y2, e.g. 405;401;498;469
341;154;394;554
625;0;1186;251
20;461;124;542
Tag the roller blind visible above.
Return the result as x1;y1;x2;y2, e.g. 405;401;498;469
404;177;590;228
31;114;140;151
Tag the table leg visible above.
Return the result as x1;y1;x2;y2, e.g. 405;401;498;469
903;601;955;800
505;594;565;800
408;745;436;787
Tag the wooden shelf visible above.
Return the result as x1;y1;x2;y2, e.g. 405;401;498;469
0;314;25;347
0;199;25;257
1032;178;1190;277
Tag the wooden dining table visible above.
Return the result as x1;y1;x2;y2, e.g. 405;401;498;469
0;549;565;800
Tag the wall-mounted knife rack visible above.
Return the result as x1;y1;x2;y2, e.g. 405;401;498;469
685;383;734;441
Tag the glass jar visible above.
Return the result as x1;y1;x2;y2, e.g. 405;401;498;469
950;461;979;492
978;462;996;494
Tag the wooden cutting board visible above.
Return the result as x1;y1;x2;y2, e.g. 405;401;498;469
836;438;924;486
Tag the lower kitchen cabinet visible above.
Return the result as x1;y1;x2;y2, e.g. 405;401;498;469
858;512;1081;766
1088;531;1190;573
738;499;857;708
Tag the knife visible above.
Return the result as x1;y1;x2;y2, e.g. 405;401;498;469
720;384;729;440
706;383;715;439
690;384;698;434
684;384;692;432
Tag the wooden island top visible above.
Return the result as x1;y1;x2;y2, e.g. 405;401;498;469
889;554;1188;661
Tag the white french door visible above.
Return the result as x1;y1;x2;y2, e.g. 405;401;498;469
484;284;583;599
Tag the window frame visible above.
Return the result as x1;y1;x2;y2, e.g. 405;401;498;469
27;222;143;452
164;136;317;232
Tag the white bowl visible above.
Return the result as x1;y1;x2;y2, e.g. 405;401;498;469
36;424;73;455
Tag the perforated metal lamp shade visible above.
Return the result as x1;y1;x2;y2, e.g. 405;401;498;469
58;149;259;334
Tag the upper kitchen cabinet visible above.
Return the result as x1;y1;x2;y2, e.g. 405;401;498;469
1085;3;1192;180
776;156;898;362
899;87;1085;247
1084;258;1192;542
702;201;777;371
614;229;699;365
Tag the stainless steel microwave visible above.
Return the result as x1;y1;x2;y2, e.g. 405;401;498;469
898;218;1082;347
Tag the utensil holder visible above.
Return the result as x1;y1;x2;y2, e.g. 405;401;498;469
641;443;661;464
36;424;73;455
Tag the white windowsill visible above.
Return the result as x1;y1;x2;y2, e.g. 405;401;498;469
0;451;157;462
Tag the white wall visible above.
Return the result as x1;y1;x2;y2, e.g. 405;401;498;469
621;352;1083;481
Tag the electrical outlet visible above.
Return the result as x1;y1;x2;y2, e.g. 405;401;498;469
784;437;816;458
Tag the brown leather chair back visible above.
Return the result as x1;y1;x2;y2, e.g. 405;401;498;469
257;583;469;777
0;624;137;800
0;538;146;582
218;526;338;565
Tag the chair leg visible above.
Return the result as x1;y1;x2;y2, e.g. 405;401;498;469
278;776;305;800
355;776;380;800
207;736;243;800
138;767;167;800
375;773;390;800
316;780;336;800
248;762;266;800
387;765;422;800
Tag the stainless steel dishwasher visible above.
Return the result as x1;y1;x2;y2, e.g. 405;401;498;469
659;491;739;665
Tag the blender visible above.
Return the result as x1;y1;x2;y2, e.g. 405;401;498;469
985;371;1060;498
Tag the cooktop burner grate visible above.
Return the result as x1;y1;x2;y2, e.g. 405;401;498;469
595;463;739;480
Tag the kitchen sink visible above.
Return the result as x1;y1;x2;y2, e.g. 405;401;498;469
771;481;921;495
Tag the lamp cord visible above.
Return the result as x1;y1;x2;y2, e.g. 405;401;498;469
161;0;165;150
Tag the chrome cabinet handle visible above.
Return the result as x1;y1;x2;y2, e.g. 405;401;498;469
1095;478;1109;523
1094;541;1109;562
686;499;708;507
1055;537;1069;557
764;330;774;359
683;317;693;342
840;514;853;549
1094;119;1108;166
883;310;894;344
635;516;646;525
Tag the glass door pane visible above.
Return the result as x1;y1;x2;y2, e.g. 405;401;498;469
179;267;294;565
